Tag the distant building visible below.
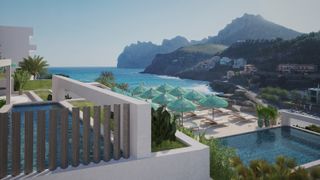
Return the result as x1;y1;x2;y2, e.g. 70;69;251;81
277;64;317;73
226;70;235;79
0;26;36;66
233;58;247;69
243;64;257;74
219;57;232;65
308;86;320;104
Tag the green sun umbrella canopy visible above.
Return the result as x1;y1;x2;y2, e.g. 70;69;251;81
152;92;177;105
167;97;196;113
151;102;160;110
169;87;186;97
156;83;174;93
139;88;161;99
199;95;228;108
112;86;131;96
184;90;206;101
131;85;147;95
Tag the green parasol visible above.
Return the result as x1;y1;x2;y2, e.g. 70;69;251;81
152;92;177;106
184;90;206;102
139;88;161;99
156;83;174;93
199;95;228;120
169;87;186;97
131;84;147;95
167;97;196;125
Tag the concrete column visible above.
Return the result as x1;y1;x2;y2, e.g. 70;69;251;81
5;66;11;104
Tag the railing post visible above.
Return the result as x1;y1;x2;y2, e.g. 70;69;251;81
0;113;8;179
49;109;57;171
113;104;121;160
103;105;111;162
37;110;46;172
72;108;80;167
24;111;33;175
93;106;101;163
11;112;21;176
123;104;130;159
60;108;69;169
82;107;90;165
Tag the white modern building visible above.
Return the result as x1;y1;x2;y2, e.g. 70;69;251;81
233;58;247;69
0;26;36;66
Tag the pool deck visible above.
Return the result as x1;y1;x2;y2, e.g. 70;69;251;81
1;93;31;104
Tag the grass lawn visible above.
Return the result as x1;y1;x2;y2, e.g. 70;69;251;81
152;140;186;152
34;89;51;101
23;79;52;90
69;100;107;124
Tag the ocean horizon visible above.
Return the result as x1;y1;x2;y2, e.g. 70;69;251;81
48;67;214;94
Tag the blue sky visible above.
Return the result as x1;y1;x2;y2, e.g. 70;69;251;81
1;0;320;67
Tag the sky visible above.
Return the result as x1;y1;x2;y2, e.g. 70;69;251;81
1;0;320;67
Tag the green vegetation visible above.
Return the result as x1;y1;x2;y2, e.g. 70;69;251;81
256;105;278;127
259;87;289;104
306;125;320;133
19;55;49;80
0;99;6;108
151;140;185;152
199;135;237;180
152;106;177;145
230;156;320;179
12;70;31;95
181;44;227;55
22;79;52;90
34;90;51;101
95;71;128;91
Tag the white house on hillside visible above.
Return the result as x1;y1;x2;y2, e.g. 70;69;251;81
0;26;36;66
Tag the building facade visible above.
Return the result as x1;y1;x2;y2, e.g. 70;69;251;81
308;87;320;104
277;64;318;73
0;26;36;66
243;64;257;74
233;58;247;69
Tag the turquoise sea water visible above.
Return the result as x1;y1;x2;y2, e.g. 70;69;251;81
48;67;213;94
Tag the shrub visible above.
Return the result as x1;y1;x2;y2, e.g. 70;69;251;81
152;106;177;145
12;70;31;95
47;94;52;101
306;125;320;133
0;99;6;108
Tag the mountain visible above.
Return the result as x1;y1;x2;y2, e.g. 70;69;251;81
143;44;227;75
207;14;301;45
117;36;190;68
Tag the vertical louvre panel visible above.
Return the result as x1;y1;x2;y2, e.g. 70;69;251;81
82;107;90;165
60;108;69;169
37;110;46;172
113;104;121;160
49;110;57;171
93;106;101;163
123;104;130;159
103;105;111;162
24;111;33;175
72;108;80;167
0;113;8;179
11;112;20;176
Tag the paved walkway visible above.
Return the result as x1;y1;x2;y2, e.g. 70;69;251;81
0;94;31;104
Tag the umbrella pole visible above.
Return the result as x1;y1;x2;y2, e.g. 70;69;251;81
181;112;184;126
212;108;214;121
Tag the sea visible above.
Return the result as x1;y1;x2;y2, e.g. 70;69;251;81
48;67;214;94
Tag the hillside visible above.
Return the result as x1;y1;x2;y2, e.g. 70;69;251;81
207;14;301;45
220;31;320;71
143;44;227;75
117;36;190;68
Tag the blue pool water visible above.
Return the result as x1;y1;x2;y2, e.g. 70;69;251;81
220;126;320;165
48;67;213;94
9;103;73;171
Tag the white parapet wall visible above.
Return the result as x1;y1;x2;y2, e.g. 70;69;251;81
280;110;320;127
33;131;209;180
52;75;151;159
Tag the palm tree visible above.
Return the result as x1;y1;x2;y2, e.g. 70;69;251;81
256;105;278;127
19;55;48;80
95;71;116;88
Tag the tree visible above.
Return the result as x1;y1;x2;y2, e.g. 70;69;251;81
256;105;279;127
95;71;116;88
19;55;49;80
12;70;30;95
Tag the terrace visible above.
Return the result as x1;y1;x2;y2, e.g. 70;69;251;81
0;75;209;180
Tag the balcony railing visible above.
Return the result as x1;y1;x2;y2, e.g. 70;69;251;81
0;104;130;178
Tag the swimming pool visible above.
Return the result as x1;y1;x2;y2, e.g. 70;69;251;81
220;126;320;165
